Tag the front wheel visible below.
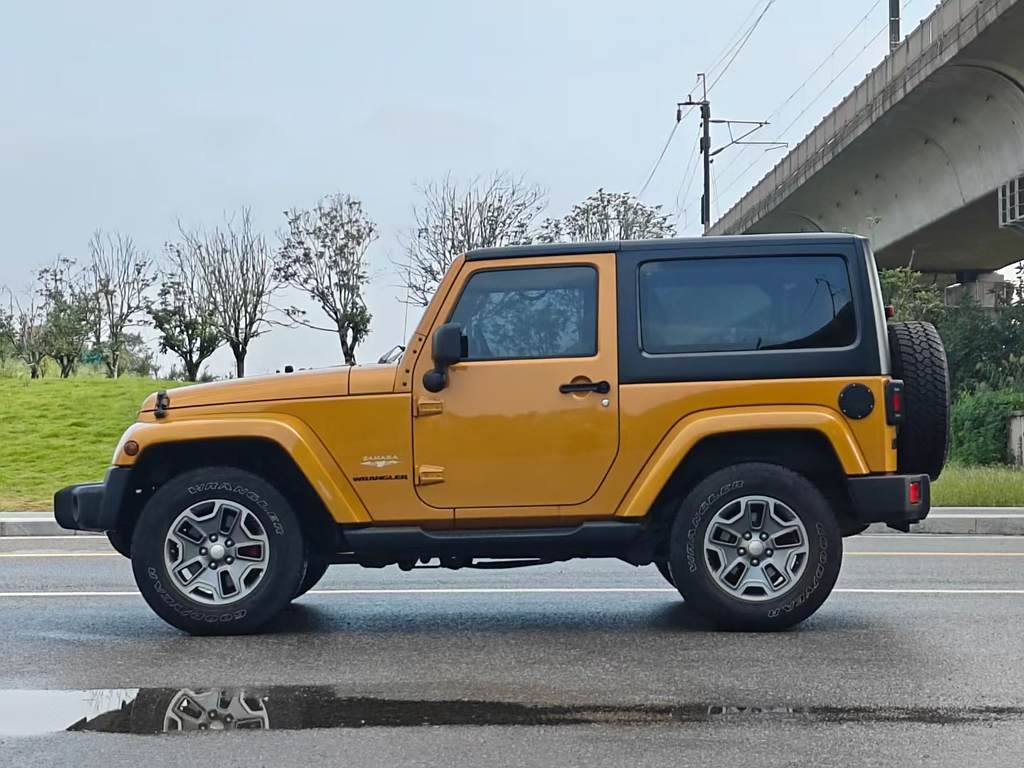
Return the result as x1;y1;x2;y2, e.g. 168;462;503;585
668;463;842;631
130;467;305;635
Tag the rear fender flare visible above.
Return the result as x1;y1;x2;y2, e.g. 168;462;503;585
615;406;868;518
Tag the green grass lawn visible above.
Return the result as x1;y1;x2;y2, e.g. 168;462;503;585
0;377;183;510
1;377;1023;510
930;464;1024;507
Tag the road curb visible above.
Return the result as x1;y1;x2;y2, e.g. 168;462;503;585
867;511;1024;536
2;508;1024;537
0;516;101;537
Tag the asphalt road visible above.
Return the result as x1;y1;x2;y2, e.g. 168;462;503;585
1;532;1023;766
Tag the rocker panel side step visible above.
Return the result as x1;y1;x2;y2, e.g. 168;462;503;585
341;521;647;562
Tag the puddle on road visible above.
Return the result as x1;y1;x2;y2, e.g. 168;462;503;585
1;687;1021;736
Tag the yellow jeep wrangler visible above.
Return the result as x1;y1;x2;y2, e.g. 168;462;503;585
55;234;949;635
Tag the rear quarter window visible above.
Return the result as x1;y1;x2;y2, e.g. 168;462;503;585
638;255;856;355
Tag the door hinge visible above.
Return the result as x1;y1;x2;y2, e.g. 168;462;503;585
416;465;445;486
416;398;444;417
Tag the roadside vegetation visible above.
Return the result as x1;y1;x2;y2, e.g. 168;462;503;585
931;464;1024;508
0;377;183;510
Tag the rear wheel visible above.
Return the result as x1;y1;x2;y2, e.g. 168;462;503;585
668;462;842;631
130;467;305;635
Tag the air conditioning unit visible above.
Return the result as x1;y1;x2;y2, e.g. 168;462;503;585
1000;175;1024;233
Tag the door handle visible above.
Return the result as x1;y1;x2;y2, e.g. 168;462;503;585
559;380;610;395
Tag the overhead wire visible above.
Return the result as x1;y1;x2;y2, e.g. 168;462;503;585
714;0;884;183
636;0;776;199
715;0;920;201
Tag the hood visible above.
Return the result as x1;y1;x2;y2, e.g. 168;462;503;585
140;365;398;413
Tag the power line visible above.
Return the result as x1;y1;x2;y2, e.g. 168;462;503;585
673;134;702;222
636;0;777;199
715;0;883;182
705;0;771;82
707;0;777;93
636;121;680;198
775;0;916;140
716;0;920;200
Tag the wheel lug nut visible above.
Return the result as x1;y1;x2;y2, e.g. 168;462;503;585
743;532;752;540
751;559;760;566
209;562;218;570
208;710;218;719
209;534;218;542
224;714;234;724
760;532;768;541
225;539;234;547
766;549;774;557
226;556;234;564
199;547;207;555
737;548;746;556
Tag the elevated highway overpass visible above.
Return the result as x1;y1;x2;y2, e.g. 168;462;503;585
710;0;1024;278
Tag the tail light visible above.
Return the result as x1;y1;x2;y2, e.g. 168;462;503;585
885;379;905;425
908;480;922;505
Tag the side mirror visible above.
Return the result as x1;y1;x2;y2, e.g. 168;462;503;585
423;323;467;392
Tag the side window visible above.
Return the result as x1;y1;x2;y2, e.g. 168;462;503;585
639;255;856;354
449;266;598;360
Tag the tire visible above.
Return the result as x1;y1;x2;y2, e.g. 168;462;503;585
888;321;950;480
293;557;329;599
654;559;675;587
130;467;305;635
667;462;842;631
128;688;275;733
106;528;132;558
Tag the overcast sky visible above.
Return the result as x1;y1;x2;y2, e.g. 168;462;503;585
0;0;937;376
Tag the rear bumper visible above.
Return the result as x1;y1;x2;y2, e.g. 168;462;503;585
847;473;930;527
54;468;132;532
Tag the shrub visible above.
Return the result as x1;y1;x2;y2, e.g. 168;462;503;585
949;390;1024;465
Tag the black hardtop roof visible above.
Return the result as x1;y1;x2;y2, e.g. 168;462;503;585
466;232;867;261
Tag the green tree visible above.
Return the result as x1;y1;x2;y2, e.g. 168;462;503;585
538;188;674;243
878;267;946;325
150;239;224;381
276;194;376;365
38;258;95;378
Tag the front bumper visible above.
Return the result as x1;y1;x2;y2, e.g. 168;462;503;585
847;473;930;529
54;467;133;532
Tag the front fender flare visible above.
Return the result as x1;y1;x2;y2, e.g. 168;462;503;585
615;406;869;518
113;414;370;524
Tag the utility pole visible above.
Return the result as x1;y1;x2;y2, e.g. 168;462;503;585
889;0;901;52
678;73;778;234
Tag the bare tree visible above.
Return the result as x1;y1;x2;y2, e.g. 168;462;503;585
3;288;48;378
190;209;276;378
87;231;154;378
149;235;225;381
38;257;95;378
538;188;674;243
276;194;375;365
398;172;547;307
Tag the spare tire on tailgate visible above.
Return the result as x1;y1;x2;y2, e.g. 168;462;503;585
887;321;950;480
